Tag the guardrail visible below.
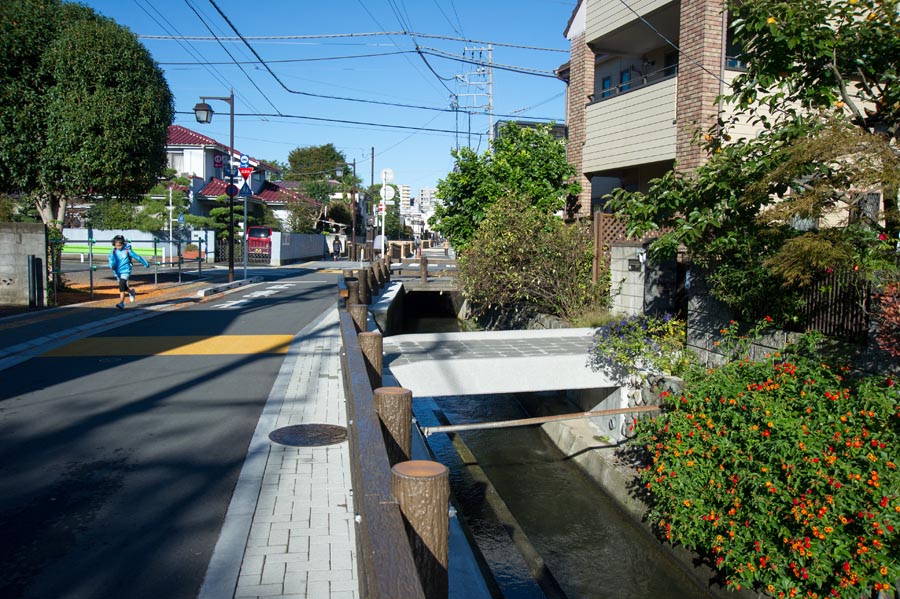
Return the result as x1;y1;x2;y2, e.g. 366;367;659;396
49;237;209;305
338;258;450;599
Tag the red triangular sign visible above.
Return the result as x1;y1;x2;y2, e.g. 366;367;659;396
239;167;253;180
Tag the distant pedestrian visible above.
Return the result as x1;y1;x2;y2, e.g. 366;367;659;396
108;235;150;310
332;237;343;261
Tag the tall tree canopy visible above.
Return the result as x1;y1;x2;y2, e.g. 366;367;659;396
286;144;360;187
431;122;579;249
0;0;174;229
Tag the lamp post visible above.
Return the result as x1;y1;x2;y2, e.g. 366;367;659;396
193;89;237;282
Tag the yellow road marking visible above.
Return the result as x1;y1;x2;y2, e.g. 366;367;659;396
42;335;294;357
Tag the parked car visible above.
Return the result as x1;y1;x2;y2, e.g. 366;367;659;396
246;226;274;255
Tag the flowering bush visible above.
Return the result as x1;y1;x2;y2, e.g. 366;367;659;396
589;314;691;383
636;324;900;598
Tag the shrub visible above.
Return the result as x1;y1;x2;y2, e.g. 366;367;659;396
588;314;691;383
458;195;608;327
636;323;900;598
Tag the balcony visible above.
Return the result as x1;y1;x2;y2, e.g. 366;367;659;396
583;74;677;173
586;0;679;54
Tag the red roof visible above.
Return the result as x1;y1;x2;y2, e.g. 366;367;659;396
197;178;318;206
167;125;280;173
167;124;220;147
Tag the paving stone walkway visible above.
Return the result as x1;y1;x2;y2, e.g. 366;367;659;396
199;307;358;599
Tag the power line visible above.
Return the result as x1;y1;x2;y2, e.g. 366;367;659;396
185;0;282;115
432;0;464;37
137;30;569;53
175;110;488;135
158;50;416;65
354;0;449;100
204;0;459;114
420;47;560;78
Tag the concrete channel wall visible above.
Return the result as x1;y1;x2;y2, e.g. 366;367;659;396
373;281;756;599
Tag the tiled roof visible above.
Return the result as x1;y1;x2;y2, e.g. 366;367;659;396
167;125;221;147
197;178;318;206
167;125;280;174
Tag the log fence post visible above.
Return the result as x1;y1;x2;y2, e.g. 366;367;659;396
373;387;413;466
367;266;378;296
357;331;383;389
391;461;450;599
349;303;368;333
345;278;360;306
420;255;429;284
357;269;371;304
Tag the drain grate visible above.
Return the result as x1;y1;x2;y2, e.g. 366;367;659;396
268;424;347;447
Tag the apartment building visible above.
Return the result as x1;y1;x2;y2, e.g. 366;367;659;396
560;0;751;217
398;184;412;213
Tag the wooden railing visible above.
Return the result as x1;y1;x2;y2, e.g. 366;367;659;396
339;262;451;599
339;312;428;599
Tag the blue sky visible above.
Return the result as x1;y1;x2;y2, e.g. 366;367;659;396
83;0;577;198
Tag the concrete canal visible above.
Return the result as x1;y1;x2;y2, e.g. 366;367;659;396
415;391;716;599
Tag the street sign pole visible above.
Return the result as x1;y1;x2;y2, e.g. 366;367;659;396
239;156;250;279
381;172;386;257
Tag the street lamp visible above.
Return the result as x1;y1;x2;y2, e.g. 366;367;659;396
193;88;240;282
335;159;357;260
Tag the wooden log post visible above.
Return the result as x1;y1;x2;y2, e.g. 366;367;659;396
373;387;413;466
357;269;371;305
373;261;384;291
379;259;390;285
357;331;383;389
342;268;355;279
348;303;368;333
420;255;429;284
367;266;378;296
384;256;392;283
345;278;360;306
391;461;450;599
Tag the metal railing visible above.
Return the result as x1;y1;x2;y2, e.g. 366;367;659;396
50;236;210;305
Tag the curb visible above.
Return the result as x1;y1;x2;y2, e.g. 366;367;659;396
196;276;264;297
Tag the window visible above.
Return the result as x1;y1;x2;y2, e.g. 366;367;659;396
619;69;632;92
167;152;184;174
601;76;612;98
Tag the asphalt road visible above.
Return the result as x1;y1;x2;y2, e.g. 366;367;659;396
0;266;339;599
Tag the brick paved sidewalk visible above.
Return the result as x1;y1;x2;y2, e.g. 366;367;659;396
199;306;358;599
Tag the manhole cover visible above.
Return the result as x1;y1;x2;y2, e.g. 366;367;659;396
268;424;347;447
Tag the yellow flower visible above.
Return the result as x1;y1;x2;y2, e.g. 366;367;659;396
849;0;857;4
684;499;692;507
767;16;777;24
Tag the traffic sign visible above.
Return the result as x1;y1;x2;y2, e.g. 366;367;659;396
225;184;239;197
223;165;237;177
238;182;253;197
213;154;223;169
378;202;385;214
238;167;253;180
381;168;394;183
379;185;396;201
239;154;250;167
178;213;184;224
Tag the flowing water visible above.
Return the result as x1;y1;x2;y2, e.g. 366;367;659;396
415;392;715;599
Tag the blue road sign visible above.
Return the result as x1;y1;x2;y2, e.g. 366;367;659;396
239;154;250;167
178;213;184;224
238;182;252;197
225;184;239;197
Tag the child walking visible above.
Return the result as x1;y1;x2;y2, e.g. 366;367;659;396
108;235;150;310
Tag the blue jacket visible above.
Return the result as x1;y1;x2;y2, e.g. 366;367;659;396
109;245;149;277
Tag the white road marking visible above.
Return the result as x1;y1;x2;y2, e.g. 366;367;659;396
243;290;280;298
214;300;249;310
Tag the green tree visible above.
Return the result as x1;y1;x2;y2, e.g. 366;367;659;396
0;0;174;231
608;1;900;319
458;195;608;328
285;198;318;233
286;144;360;187
431;122;579;249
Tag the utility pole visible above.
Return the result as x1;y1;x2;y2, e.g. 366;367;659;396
455;46;493;148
